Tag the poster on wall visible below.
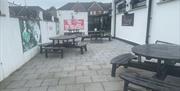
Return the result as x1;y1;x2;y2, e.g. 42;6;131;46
122;13;134;26
19;19;41;52
64;19;84;30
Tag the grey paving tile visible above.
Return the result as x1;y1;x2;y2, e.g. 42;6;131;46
37;73;55;79
88;65;101;70
76;76;91;83
102;81;124;91
92;75;109;82
23;73;40;80
48;86;65;91
6;80;27;89
83;70;97;76
0;81;12;89
59;77;75;85
12;88;29;91
76;65;89;71
0;89;13;91
66;84;84;91
84;83;104;91
66;71;83;77
25;79;43;87
41;79;59;86
29;87;48;91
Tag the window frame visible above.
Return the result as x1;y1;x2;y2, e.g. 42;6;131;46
130;0;146;9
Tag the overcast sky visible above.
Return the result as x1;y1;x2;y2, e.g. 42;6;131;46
8;0;112;9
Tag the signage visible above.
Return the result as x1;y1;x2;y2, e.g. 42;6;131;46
64;19;84;30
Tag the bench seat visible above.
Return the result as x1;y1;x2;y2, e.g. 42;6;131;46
44;46;63;58
38;42;53;53
81;34;111;41
110;53;136;77
74;42;87;54
120;72;180;91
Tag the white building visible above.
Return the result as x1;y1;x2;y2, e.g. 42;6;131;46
111;0;180;45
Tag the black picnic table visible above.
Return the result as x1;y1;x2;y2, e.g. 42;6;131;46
88;31;105;39
49;35;87;54
49;35;78;46
131;44;180;80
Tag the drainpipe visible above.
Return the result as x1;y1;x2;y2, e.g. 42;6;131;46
111;0;116;38
145;0;153;44
114;0;116;37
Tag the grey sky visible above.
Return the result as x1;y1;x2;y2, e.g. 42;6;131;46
8;0;112;9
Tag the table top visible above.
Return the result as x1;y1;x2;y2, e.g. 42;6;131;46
132;44;180;61
49;35;78;40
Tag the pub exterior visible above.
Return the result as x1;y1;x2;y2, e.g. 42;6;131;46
111;0;180;45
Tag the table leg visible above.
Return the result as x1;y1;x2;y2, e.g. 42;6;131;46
156;59;161;78
57;40;60;45
137;56;141;63
72;39;75;45
53;40;55;45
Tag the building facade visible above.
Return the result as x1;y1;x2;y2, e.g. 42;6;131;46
58;2;111;35
111;0;180;45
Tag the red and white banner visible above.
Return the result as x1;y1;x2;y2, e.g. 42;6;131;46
64;19;84;30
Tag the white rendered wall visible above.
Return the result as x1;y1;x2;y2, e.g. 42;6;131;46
58;10;88;35
0;18;59;81
149;0;180;45
40;21;57;43
115;8;148;44
0;17;24;81
114;0;180;45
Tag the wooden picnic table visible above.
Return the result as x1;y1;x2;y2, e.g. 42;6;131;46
132;44;180;80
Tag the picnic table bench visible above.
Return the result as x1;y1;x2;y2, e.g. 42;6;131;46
38;42;53;53
81;31;111;41
75;42;87;54
44;46;64;58
110;53;137;77
120;71;180;91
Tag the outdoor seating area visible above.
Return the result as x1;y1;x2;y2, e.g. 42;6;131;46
0;39;134;91
110;41;180;91
1;0;180;91
1;38;179;91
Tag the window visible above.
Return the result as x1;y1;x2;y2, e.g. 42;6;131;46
116;1;126;13
130;0;146;9
93;11;96;15
98;11;102;14
90;11;93;15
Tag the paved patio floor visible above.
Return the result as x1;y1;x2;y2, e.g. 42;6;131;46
0;39;137;91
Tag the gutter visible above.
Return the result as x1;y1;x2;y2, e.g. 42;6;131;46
145;0;153;44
